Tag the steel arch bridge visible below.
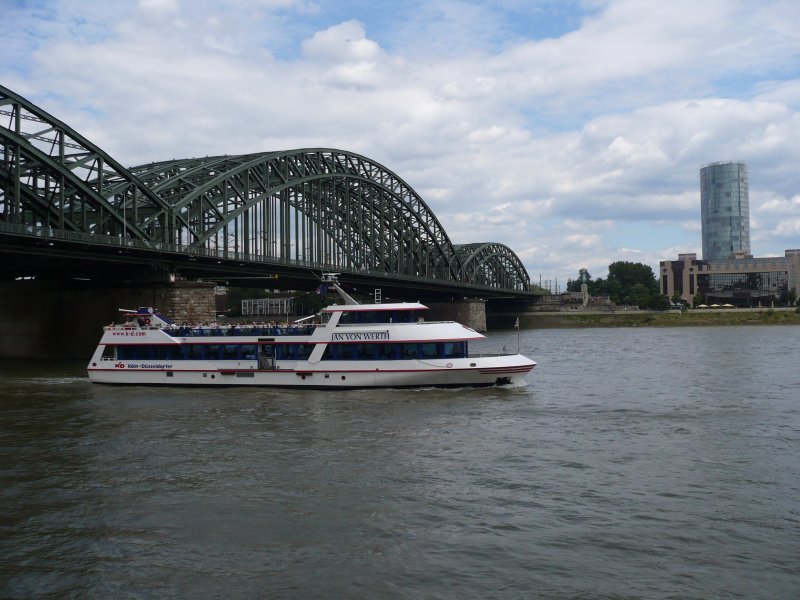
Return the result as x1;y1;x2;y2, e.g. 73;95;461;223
0;84;530;292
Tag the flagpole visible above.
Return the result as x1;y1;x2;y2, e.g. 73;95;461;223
515;316;520;354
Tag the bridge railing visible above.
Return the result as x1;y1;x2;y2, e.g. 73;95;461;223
0;221;533;295
0;221;332;269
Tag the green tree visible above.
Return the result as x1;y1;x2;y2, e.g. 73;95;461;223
604;277;624;304
693;291;704;307
608;261;659;293
648;294;670;310
591;277;608;297
568;262;663;308
626;282;651;307
605;261;659;307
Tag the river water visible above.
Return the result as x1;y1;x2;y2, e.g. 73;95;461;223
1;326;799;599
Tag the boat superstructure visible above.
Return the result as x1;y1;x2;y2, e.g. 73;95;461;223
87;275;536;388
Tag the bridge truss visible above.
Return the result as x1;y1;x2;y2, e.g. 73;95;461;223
1;84;530;292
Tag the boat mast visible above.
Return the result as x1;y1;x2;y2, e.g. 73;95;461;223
321;273;359;305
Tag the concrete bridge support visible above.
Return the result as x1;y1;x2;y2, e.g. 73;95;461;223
426;299;487;332
0;280;216;359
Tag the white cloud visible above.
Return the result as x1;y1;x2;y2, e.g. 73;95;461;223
302;20;383;63
564;234;602;248
681;221;702;233
137;0;179;16
756;194;800;215
774;219;800;237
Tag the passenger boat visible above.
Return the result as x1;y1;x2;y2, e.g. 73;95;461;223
86;274;536;388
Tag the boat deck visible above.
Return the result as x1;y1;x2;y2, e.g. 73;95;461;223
159;325;318;337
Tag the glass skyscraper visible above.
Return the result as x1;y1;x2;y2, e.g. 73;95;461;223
700;161;750;260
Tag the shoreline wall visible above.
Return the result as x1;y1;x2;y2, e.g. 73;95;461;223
511;308;800;328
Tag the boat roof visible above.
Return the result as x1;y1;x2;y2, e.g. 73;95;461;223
322;302;427;313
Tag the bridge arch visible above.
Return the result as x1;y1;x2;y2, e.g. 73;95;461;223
1;84;530;291
455;243;531;291
0;84;180;241
126;150;464;281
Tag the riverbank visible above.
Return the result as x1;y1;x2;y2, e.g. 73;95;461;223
512;307;800;328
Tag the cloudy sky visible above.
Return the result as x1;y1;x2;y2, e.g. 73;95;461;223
3;0;800;289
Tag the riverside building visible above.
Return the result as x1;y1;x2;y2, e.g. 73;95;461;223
660;251;800;307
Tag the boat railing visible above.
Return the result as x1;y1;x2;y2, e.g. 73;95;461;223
161;324;318;337
334;320;456;327
468;352;517;358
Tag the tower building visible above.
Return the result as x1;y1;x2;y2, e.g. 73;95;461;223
662;161;798;308
700;161;750;260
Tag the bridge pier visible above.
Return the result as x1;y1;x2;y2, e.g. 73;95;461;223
0;280;216;359
426;299;487;332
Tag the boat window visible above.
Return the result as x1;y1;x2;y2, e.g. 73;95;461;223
101;345;116;359
273;343;313;360
320;343;398;360
337;310;419;325
241;344;258;360
393;311;416;323
117;345;148;360
356;344;381;360
319;341;464;361
400;343;417;359
377;344;398;360
187;344;204;360
337;344;355;360
154;345;181;360
419;343;437;359
338;311;375;325
223;344;239;360
443;342;466;358
205;344;221;359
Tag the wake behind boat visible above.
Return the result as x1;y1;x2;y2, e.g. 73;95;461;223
86;274;536;388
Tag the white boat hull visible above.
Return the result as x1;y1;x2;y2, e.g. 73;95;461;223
87;355;535;388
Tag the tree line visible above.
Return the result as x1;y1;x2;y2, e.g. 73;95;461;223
566;261;669;310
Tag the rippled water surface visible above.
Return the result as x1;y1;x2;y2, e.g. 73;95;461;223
2;326;800;599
